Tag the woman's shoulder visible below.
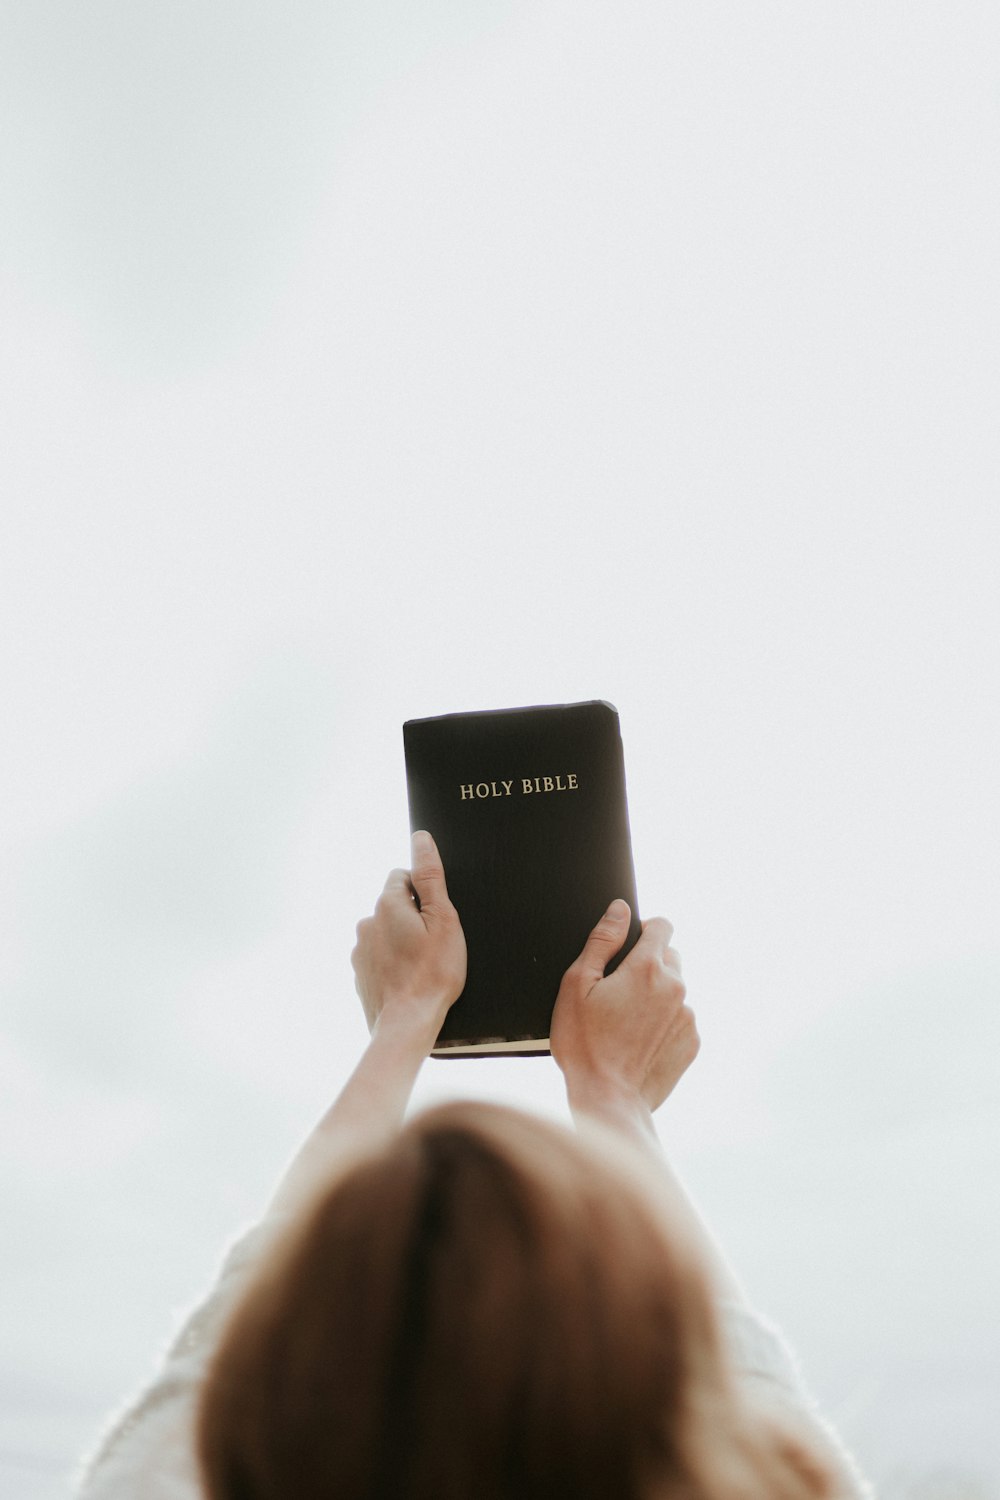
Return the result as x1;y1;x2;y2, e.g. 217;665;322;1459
717;1299;874;1500
74;1217;287;1500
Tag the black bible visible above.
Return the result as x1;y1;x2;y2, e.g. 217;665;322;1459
402;700;642;1057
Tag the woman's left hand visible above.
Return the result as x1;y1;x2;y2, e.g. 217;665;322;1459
351;830;467;1049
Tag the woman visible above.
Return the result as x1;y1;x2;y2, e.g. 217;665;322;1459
77;831;870;1499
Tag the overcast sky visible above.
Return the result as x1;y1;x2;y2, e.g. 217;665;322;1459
2;4;998;1496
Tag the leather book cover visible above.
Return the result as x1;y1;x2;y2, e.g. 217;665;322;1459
402;700;642;1057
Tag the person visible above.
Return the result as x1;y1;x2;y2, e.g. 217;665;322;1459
76;831;871;1499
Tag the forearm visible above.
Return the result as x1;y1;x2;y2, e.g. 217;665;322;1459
267;1011;433;1217
565;1074;748;1306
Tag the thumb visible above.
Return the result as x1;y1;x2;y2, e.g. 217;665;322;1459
409;830;450;915
575;898;631;978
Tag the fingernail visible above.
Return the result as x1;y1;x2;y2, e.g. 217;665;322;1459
607;898;629;921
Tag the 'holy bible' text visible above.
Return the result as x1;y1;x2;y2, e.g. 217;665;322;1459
459;774;579;799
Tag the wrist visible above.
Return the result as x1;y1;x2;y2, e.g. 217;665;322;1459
370;998;443;1058
563;1069;657;1141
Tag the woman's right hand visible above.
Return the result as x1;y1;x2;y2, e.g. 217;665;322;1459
549;902;699;1115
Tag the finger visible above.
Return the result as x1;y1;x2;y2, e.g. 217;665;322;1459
409;829;450;913
573;898;631;979
639;916;674;947
380;868;415;904
623;920;682;983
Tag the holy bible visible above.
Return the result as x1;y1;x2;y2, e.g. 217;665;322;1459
403;700;642;1057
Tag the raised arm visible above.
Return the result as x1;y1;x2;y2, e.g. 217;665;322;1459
551;904;873;1498
268;830;466;1215
550;901;746;1304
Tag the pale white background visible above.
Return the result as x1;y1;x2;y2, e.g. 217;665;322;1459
2;3;998;1496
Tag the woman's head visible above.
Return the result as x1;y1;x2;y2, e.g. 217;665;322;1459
197;1102;830;1500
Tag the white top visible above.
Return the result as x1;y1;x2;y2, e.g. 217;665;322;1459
75;1221;872;1499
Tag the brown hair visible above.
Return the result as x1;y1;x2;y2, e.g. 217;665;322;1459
197;1102;833;1500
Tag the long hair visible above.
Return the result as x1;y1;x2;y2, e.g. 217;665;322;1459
197;1101;833;1500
